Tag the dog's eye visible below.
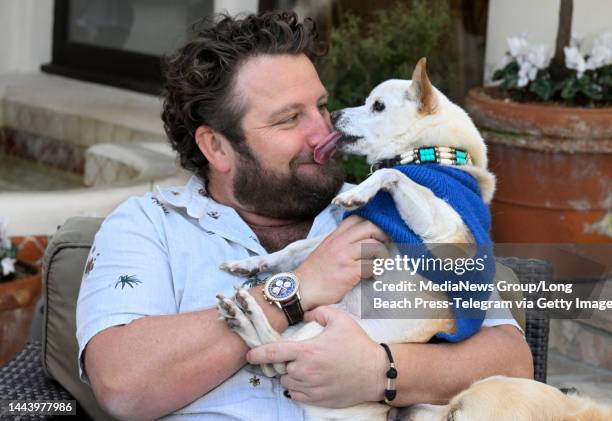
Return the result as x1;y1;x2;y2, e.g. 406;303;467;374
372;100;385;112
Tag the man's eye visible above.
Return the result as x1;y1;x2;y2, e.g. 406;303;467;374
318;102;328;113
279;114;298;124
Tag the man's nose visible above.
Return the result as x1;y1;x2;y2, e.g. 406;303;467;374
306;111;332;149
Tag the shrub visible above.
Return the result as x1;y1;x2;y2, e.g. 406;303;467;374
320;0;453;182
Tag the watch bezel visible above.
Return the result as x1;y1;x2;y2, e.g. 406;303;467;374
263;272;300;303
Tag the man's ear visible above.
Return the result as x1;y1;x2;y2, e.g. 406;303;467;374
409;57;437;115
195;126;232;173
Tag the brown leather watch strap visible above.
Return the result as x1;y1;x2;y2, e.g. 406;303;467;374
281;295;304;326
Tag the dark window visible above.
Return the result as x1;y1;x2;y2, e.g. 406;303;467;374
42;0;217;94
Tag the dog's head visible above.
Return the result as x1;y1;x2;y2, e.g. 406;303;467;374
332;58;488;171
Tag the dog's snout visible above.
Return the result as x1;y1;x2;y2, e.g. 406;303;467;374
330;110;342;126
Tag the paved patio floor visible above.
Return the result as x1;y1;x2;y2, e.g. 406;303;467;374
548;350;612;405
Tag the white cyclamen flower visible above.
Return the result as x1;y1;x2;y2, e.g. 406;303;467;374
586;32;612;70
517;61;536;87
507;36;529;58
1;256;16;277
527;44;551;69
570;31;584;48
506;36;550;86
565;46;587;77
0;216;11;250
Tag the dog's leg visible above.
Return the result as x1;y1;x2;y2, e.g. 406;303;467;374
216;293;262;348
383;172;473;244
220;236;325;276
333;170;393;210
216;292;277;377
233;287;289;376
335;169;471;244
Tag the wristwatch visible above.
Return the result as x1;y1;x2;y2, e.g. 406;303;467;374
262;272;304;326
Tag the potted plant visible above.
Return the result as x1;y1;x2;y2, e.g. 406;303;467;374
465;0;611;243
0;216;43;365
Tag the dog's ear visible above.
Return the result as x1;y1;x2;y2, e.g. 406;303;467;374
409;57;437;115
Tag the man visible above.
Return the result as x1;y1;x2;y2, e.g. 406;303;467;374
76;11;532;420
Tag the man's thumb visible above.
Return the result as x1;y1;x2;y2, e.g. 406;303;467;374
304;306;337;326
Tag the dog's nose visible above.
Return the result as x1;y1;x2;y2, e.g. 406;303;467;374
330;110;342;126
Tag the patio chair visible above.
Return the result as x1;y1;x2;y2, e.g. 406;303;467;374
0;216;552;420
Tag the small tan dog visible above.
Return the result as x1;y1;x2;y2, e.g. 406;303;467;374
394;375;612;420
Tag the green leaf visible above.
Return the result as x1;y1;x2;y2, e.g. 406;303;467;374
599;73;612;87
529;78;554;101
561;78;579;100
575;74;603;100
581;83;604;100
492;68;505;81
0;245;17;260
500;74;519;90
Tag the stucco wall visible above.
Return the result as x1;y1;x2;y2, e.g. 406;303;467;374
0;0;53;76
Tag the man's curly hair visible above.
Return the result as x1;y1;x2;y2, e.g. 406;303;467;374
161;11;327;185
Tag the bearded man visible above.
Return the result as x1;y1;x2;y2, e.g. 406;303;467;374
76;11;532;420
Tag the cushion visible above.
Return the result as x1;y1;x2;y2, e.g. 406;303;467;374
41;216;116;421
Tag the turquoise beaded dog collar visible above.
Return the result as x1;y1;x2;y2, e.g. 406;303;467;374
369;146;472;173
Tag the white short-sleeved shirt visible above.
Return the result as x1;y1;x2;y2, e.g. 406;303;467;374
76;175;520;420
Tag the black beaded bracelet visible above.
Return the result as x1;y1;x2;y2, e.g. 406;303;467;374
380;343;397;404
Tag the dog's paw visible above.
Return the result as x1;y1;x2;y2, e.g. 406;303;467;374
216;293;242;329
233;286;253;315
332;191;367;210
232;287;286;376
219;258;269;276
216;293;260;346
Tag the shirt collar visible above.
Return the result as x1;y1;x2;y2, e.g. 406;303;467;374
156;175;211;220
156;175;350;253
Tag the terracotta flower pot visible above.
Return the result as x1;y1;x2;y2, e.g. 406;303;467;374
465;87;612;243
0;236;46;365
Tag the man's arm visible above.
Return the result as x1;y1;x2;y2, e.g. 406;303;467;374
246;307;533;409
84;216;387;420
85;288;287;421
387;324;533;407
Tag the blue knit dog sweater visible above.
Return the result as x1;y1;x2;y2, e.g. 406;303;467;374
345;164;494;342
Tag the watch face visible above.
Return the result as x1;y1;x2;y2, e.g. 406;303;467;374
265;274;298;301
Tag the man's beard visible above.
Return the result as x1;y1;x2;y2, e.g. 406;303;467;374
233;147;345;219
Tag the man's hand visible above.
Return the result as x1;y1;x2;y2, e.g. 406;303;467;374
246;306;387;408
297;215;390;310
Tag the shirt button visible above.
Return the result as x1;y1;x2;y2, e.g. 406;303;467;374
207;211;220;219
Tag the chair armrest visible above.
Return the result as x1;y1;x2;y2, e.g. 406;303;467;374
0;341;92;420
496;257;553;383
